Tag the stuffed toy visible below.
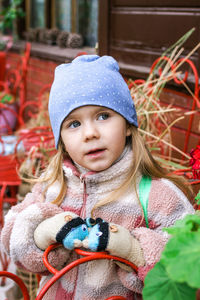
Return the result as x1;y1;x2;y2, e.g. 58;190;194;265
82;220;145;271
34;212;89;250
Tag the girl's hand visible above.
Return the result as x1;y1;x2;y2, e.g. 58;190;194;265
34;212;89;250
82;219;145;270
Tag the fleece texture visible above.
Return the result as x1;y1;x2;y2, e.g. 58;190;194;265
1;149;194;299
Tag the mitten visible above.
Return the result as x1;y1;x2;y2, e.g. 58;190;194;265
82;220;145;271
34;212;88;250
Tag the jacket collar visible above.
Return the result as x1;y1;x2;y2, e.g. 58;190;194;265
62;145;134;185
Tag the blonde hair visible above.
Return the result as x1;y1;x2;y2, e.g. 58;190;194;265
28;141;67;206
91;126;193;215
27;126;193;211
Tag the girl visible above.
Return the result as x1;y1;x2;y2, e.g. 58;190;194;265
1;55;194;300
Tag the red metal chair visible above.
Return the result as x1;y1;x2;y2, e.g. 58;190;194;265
0;155;21;227
5;42;31;104
18;83;51;126
0;154;21;285
14;126;55;176
0;271;29;299
0;42;31;135
0;82;53;231
0;125;53;292
0;80;52;214
0;244;138;300
0;52;6;82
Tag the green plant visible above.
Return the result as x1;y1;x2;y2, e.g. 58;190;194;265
0;91;15;104
143;190;200;300
0;39;6;50
195;191;200;204
0;0;25;38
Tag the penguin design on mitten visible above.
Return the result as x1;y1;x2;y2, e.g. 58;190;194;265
82;220;145;271
83;220;109;251
56;215;88;250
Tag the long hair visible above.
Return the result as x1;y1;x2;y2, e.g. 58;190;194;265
90;126;193;215
26;125;193;210
27;140;67;206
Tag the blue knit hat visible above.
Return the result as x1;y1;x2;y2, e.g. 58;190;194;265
48;55;138;148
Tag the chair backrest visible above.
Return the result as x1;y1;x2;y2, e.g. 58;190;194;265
36;244;138;300
0;244;136;300
0;43;32;135
0;52;6;82
5;42;31;100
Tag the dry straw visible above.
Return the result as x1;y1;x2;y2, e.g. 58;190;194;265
17;29;200;177
129;28;200;171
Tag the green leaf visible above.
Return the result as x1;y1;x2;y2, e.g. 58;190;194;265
0;0;24;32
162;232;200;288
164;213;200;235
195;191;200;204
143;261;196;300
0;94;13;103
14;0;23;5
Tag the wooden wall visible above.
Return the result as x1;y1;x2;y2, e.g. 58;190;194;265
98;0;200;158
98;0;200;80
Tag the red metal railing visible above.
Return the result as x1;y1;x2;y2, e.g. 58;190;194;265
149;56;200;156
0;271;30;300
0;42;31;134
0;243;137;300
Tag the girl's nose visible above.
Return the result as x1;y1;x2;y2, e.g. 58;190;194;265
83;122;100;141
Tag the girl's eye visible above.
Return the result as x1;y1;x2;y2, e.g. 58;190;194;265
69;120;81;128
96;231;103;237
98;113;109;121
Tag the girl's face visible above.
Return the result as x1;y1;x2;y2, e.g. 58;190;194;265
61;105;131;172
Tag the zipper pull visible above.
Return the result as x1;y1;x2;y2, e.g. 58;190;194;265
80;174;84;183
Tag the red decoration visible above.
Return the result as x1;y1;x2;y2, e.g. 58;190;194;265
190;145;200;179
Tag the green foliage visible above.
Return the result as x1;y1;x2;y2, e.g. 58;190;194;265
195;191;200;205
0;0;25;32
143;193;200;300
164;213;200;235
143;261;196;300
0;92;14;104
162;232;200;288
0;40;6;50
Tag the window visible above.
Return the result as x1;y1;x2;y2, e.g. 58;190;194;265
54;0;71;31
30;0;45;28
25;0;98;47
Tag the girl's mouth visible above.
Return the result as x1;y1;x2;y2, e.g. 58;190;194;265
86;149;106;157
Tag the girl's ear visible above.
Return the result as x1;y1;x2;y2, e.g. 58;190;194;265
126;124;132;137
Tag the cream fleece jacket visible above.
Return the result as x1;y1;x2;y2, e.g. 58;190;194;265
1;149;194;299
